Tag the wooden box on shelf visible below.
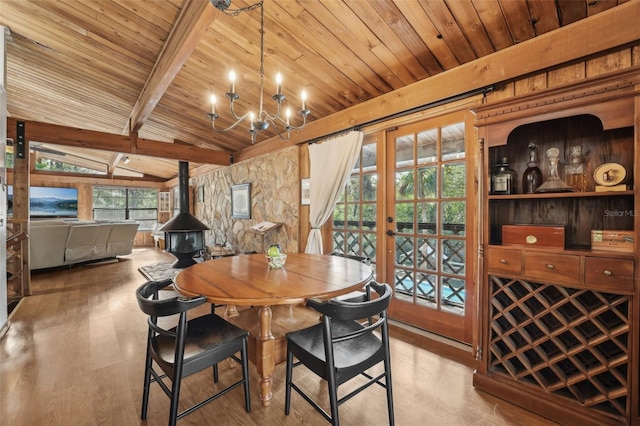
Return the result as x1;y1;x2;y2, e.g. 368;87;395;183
502;224;565;249
591;229;634;252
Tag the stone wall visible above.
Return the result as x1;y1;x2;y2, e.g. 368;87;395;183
191;145;299;254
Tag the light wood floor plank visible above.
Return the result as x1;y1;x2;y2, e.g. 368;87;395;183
1;247;558;425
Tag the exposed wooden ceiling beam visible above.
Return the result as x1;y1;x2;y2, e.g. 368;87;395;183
234;0;640;163
7;117;231;166
126;0;219;133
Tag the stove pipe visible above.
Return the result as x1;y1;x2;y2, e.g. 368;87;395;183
159;161;209;232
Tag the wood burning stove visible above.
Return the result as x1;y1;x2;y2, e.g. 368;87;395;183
159;161;209;268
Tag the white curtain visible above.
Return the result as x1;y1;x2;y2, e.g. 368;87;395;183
305;130;363;254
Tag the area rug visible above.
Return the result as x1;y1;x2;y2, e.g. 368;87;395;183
138;262;182;282
138;258;204;282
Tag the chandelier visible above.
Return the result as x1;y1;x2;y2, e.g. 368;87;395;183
208;0;310;144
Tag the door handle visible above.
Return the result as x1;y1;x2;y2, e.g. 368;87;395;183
386;230;396;236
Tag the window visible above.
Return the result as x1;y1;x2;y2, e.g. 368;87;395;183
93;186;158;231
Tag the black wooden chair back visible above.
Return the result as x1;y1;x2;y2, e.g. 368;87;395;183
136;279;251;426
285;281;394;425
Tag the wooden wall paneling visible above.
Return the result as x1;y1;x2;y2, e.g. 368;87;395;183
547;62;586;88
586;46;634;77
298;144;310;253
514;72;547;96
76;183;92;221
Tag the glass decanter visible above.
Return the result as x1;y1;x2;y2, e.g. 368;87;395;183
535;147;573;192
564;145;587;192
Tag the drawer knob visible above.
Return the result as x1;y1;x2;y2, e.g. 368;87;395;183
603;270;613;276
546;264;555;270
500;259;507;264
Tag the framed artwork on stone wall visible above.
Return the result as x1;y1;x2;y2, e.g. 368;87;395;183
231;183;251;219
301;178;310;205
197;185;204;203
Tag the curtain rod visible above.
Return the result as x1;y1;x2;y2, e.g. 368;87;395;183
308;84;494;144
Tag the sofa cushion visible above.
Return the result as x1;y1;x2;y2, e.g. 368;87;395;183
29;223;70;270
65;223;100;264
106;222;139;257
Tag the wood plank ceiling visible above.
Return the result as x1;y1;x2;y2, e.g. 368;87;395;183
0;0;630;180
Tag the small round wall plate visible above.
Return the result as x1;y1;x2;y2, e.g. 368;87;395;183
593;163;626;186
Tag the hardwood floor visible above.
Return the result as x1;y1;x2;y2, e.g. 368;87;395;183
1;247;558;426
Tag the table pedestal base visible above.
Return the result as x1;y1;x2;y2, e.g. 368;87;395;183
226;304;321;406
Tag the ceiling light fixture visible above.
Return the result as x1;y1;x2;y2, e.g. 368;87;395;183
122;156;130;165
207;0;310;144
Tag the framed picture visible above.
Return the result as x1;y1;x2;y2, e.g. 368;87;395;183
231;183;251;219
301;178;310;205
197;185;204;203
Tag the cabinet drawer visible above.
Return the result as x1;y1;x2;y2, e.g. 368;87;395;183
524;253;579;286
487;247;522;275
585;257;634;293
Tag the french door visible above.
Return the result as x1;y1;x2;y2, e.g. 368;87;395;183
385;112;475;343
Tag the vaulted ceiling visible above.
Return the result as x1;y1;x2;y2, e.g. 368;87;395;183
1;0;632;180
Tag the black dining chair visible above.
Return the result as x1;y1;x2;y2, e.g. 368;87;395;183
136;279;251;426
284;281;394;425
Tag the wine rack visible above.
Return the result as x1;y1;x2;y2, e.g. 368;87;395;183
489;275;629;421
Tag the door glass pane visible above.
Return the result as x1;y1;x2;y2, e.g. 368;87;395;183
417;237;437;271
395;269;414;303
346;176;360;201
362;204;376;231
416;202;437;235
395;236;413;267
395;203;414;233
416;272;437;307
395;170;414;200
442;239;465;275
417;166;437;199
442;163;465;198
417;129;437;164
362;143;377;171
346;204;360;229
441;123;465;161
333;204;345;225
442;201;465;236
362;174;377;201
395;134;414;167
441;276;465;314
362;232;377;262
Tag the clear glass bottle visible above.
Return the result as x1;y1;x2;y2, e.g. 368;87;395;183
491;156;516;194
522;142;543;194
564;145;586;192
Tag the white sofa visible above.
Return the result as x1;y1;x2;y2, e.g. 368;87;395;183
29;220;139;270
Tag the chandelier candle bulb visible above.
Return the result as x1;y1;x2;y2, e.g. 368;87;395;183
228;70;236;94
276;73;282;95
301;90;307;111
209;94;216;115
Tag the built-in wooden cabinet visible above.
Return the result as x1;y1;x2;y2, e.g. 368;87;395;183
474;67;640;425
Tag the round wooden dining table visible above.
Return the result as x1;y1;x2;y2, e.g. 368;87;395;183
174;252;373;407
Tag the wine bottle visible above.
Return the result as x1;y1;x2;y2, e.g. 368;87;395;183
522;142;543;194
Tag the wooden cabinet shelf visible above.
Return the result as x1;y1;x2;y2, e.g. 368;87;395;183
488;190;634;200
474;69;639;426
